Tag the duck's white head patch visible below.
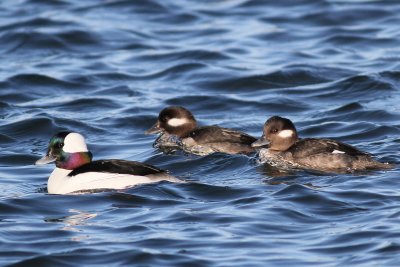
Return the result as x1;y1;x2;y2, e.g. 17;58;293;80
168;118;188;127
63;133;88;153
278;129;295;138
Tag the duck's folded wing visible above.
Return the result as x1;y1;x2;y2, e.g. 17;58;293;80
68;160;165;177
189;126;257;145
291;138;370;158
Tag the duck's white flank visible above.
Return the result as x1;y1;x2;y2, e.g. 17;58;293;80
332;150;346;154
47;167;181;194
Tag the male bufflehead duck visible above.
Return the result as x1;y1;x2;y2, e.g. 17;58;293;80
145;106;257;155
36;132;180;194
252;116;393;172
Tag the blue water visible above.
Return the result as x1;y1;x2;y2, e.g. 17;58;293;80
1;0;400;266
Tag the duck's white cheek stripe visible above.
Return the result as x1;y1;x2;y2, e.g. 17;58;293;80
278;130;294;138
168;118;188;127
332;150;345;154
63;133;89;153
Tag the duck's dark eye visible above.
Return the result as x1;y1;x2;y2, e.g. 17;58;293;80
57;142;64;149
270;128;278;134
161;116;170;123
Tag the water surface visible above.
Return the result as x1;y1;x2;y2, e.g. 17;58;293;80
1;0;400;266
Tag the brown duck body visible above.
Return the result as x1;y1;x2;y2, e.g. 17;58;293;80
180;125;256;155
260;138;393;172
253;116;394;172
146;106;256;156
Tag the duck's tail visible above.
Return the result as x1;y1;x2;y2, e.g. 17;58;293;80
353;156;395;170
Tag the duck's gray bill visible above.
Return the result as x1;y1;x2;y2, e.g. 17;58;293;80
251;137;269;148
35;155;56;165
145;123;162;135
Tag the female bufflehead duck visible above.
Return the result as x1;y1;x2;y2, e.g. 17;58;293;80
252;116;393;172
145;106;257;156
36;132;180;194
